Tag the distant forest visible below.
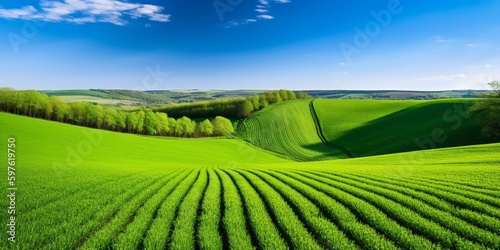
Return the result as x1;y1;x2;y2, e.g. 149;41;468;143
0;88;309;137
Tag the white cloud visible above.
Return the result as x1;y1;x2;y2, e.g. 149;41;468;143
223;18;257;28
0;6;38;19
485;64;492;68
257;14;274;19
0;0;170;26
224;0;290;28
339;62;346;66
466;43;482;47
417;74;467;81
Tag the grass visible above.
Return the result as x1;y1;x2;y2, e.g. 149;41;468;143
57;95;142;106
238;100;347;161
1;102;500;249
313;98;493;157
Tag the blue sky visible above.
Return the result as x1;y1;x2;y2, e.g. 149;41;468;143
0;0;499;90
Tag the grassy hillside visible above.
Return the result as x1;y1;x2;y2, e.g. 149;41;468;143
0;112;289;166
237;100;347;161
313;99;493;157
313;99;422;140
1;112;499;249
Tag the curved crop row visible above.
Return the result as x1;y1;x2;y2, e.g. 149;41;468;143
354;173;500;220
224;169;288;249
235;169;323;249
308;171;500;248
142;170;200;249
248;170;357;249
263;170;398;249
238;100;346;161
280;170;439;249
343;172;500;233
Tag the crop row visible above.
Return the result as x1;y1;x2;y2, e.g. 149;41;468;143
15;167;499;250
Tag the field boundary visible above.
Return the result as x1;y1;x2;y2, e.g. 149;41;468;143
309;99;353;158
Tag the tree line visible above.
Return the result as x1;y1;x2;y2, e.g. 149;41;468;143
0;88;234;137
471;81;500;139
155;90;311;119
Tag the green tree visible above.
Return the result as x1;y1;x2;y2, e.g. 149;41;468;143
250;95;260;111
279;89;288;101
39;95;53;119
103;107;118;130
212;116;234;136
237;100;254;118
23;90;45;117
471;81;500;139
296;91;311;99
49;96;69;122
197;119;213;137
143;110;159;135
155;112;169;135
137;110;145;134
84;103;103;128
176;116;193;137
116;111;127;131
0;88;17;113
126;112;139;133
168;117;177;136
70;102;86;125
274;92;282;104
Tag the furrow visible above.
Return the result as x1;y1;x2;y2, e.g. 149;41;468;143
216;169;256;250
197;168;223;250
311;171;500;248
250;169;358;249
142;169;200;249
169;168;209;250
223;169;288;250
297;170;483;249
338;172;500;234
265;170;398;250
235;169;323;250
112;169;193;250
79;169;183;249
354;173;500;220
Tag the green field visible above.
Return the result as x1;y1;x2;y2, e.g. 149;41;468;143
238;100;347;161
313;99;493;157
1;97;499;249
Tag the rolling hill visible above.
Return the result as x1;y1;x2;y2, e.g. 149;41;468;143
237;100;348;161
313;98;493;158
1;99;499;249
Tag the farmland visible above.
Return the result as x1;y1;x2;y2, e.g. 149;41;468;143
1;97;500;249
238;100;348;161
313;99;493;157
